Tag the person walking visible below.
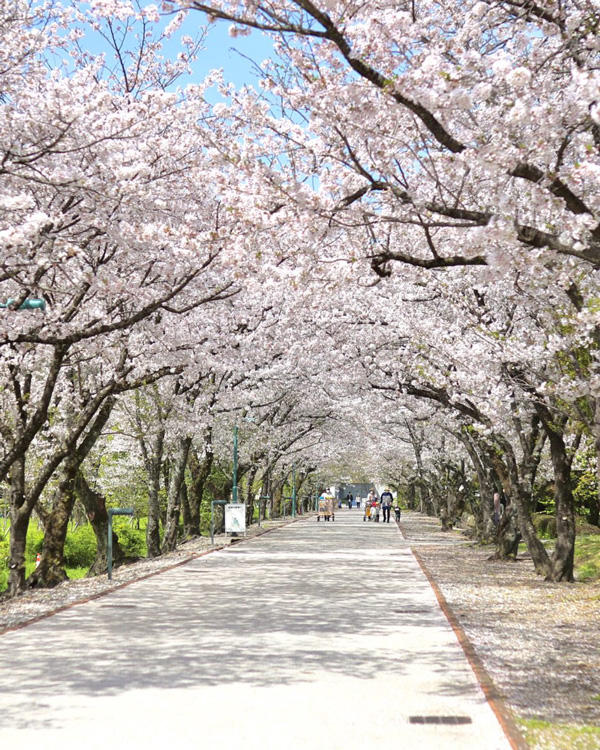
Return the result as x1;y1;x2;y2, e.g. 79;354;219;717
380;488;393;523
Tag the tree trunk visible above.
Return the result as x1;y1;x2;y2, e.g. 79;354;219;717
27;463;75;588
143;427;165;558
547;429;576;582
245;465;258;527
180;481;192;538
491;501;521;560
75;472;126;577
272;481;283;518
28;396;116;588
460;432;496;540
8;457;28;597
490;442;552;577
186;436;214;538
259;467;273;522
163;436;192;552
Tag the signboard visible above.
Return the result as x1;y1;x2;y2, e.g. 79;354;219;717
225;503;246;533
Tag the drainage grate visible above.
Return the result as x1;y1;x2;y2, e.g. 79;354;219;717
409;716;472;725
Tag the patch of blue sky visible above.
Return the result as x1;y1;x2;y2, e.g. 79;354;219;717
55;2;276;101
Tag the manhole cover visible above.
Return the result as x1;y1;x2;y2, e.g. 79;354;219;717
409;716;472;725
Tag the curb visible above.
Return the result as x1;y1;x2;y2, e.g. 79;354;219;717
397;520;530;750
0;515;304;637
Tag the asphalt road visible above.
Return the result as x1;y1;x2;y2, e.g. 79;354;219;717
0;510;515;749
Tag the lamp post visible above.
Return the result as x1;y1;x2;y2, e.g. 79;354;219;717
0;298;46;311
292;465;297;518
232;424;238;504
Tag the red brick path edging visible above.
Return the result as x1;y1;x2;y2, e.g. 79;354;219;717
397;521;530;750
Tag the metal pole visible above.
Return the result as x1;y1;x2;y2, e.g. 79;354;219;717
232;424;238;504
292;466;296;518
107;513;113;581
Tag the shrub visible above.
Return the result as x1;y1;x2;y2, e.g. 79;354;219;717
532;513;557;538
63;525;96;568
0;538;8;590
26;527;44;561
113;520;145;559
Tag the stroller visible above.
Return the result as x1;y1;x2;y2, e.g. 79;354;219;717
317;495;335;522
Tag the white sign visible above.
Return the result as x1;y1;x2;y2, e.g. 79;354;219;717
225;503;246;533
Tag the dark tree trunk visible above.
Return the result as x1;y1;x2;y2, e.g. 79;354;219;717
8;457;28;597
163;436;192;552
27;463;75;588
547;429;576;582
186;436;213;538
491;501;521;560
490;440;552;577
460;431;496;540
28;397;116;588
143;427;165;558
245;465;258;527
272;481;283;518
407;482;416;510
180;481;192;538
259;469;272;522
75;472;126;576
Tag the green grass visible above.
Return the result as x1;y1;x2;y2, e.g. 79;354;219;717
518;718;600;749
23;562;88;580
1;519;147;592
516;534;600;582
575;535;600;582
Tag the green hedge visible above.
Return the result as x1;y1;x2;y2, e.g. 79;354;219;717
63;525;97;567
1;521;146;592
113;519;146;559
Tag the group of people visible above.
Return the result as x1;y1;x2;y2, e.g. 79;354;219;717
318;487;402;523
363;488;400;523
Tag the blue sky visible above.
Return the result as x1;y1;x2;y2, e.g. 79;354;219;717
76;5;276;96
187;18;276;89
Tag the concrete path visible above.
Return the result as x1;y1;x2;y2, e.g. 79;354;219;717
0;510;514;749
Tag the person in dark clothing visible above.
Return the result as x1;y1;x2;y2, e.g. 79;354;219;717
380;488;393;522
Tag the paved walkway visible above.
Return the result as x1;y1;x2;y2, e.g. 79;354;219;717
0;510;514;749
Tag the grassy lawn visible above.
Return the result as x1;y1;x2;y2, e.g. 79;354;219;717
1;519;146;592
518;718;600;750
575;536;600;582
515;534;600;582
